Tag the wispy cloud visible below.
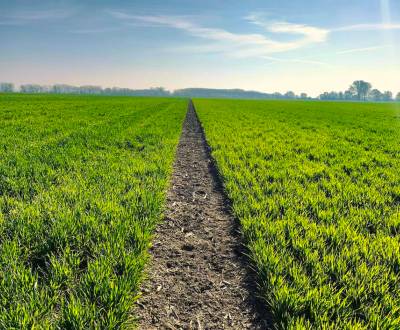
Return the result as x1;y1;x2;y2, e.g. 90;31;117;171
245;14;329;45
263;56;330;66
0;9;73;26
333;23;400;32
108;10;398;66
109;11;329;60
336;45;390;55
70;27;121;34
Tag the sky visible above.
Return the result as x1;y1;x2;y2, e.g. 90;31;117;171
0;0;399;96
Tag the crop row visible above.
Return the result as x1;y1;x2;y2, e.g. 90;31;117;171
0;94;187;328
195;99;400;329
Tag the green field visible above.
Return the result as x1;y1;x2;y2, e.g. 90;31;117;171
2;94;400;329
0;94;187;328
195;99;400;329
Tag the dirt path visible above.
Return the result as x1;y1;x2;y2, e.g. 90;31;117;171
138;100;268;329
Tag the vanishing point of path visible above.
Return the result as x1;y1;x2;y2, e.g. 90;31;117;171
138;101;268;329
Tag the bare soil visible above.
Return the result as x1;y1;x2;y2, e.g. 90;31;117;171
137;100;269;329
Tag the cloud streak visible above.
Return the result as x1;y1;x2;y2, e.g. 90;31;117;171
108;11;399;66
109;11;329;60
336;45;390;55
0;9;73;25
245;14;329;45
70;27;121;34
262;55;331;66
333;23;400;32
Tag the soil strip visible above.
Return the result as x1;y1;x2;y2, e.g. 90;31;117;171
138;100;268;329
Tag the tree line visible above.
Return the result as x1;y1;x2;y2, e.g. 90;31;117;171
0;81;399;101
0;83;169;97
0;83;310;99
319;80;399;102
173;88;310;100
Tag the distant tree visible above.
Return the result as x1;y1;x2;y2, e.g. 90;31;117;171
300;93;308;99
52;84;80;94
319;92;328;100
79;86;103;95
284;91;296;99
382;91;393;102
369;89;383;102
272;92;283;99
20;84;48;93
330;92;339;100
396;92;400;102
348;80;372;101
319;91;340;100
344;90;354;100
150;87;170;96
0;82;14;93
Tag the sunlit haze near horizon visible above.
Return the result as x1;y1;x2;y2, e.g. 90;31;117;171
1;0;399;96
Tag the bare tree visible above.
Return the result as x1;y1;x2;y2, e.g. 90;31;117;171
369;89;382;102
348;80;372;101
284;91;296;99
344;90;354;100
52;84;80;94
319;91;341;100
382;91;393;102
79;86;103;95
20;84;43;93
0;83;14;93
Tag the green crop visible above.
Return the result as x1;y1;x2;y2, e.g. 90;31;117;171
0;94;187;328
195;99;400;329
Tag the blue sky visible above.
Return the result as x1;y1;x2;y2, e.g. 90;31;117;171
1;0;399;96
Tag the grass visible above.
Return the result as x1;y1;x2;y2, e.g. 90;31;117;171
195;99;400;329
0;94;187;328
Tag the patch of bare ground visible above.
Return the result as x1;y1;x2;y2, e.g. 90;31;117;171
137;100;270;329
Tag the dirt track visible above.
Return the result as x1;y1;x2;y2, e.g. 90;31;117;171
138;100;268;329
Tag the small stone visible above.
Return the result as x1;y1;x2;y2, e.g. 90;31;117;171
182;244;195;251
